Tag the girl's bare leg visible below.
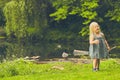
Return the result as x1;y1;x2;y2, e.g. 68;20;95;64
96;59;100;70
93;59;97;70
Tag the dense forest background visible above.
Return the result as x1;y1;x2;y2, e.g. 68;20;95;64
0;0;120;61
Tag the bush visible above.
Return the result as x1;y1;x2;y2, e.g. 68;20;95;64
0;59;35;78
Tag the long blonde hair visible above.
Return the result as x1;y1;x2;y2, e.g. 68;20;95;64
89;22;101;35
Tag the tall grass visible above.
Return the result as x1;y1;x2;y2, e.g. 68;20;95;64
0;58;120;80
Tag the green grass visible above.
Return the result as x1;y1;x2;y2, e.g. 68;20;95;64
0;58;120;80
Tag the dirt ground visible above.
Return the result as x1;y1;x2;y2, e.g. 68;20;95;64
34;58;92;64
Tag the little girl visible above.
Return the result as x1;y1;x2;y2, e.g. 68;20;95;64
89;22;110;71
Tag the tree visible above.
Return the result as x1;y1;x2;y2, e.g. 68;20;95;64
0;0;11;26
105;0;120;22
4;0;28;39
3;0;49;59
3;0;48;40
50;0;99;36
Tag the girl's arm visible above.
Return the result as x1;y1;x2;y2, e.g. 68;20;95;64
89;34;99;45
101;33;110;50
105;40;110;50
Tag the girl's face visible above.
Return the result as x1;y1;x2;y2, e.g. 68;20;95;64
94;26;100;33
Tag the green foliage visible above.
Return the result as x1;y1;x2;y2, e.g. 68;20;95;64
0;0;11;8
2;0;50;60
45;29;76;41
6;43;27;60
0;43;7;62
50;6;68;20
27;27;37;36
80;0;98;20
3;0;28;39
50;0;99;22
105;1;120;22
0;59;35;77
3;0;48;39
50;0;99;36
79;26;89;36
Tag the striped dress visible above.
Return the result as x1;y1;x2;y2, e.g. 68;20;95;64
89;34;109;59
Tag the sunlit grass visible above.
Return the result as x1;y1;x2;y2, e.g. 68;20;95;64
0;58;120;80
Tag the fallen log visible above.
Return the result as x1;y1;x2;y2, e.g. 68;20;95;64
73;50;88;57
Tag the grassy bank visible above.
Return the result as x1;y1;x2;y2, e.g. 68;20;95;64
0;58;120;80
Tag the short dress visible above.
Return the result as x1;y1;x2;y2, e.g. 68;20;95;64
89;34;109;59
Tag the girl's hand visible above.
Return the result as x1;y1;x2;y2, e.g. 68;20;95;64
107;47;111;51
94;40;99;44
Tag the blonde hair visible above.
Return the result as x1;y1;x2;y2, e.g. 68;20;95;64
89;22;101;35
